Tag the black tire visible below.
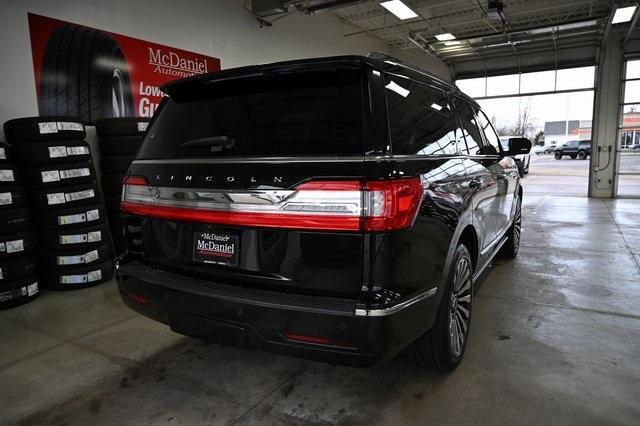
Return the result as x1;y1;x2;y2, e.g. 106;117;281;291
96;118;150;138
0;142;11;162
35;203;106;230
554;152;562;160
0;164;21;185
101;155;134;175
570;154;577;159
0;275;39;310
41;260;113;290
12;140;91;166
578;150;587;160
30;181;99;210
23;162;95;189
38;24;134;124
0;230;37;260
0;257;38;282
0;185;28;210
101;174;124;194
0;207;33;233
499;195;522;259
98;136;144;156
39;242;110;270
409;244;473;371
3;116;86;143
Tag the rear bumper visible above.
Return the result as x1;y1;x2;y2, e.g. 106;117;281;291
115;260;439;367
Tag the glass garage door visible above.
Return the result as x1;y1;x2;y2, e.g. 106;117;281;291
617;59;640;197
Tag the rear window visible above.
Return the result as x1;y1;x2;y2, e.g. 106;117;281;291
138;69;364;159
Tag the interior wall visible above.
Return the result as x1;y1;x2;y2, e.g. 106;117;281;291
0;0;391;137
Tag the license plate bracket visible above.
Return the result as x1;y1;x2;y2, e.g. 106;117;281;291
193;230;239;267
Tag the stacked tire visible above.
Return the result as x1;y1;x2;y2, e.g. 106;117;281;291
0;142;40;309
96;117;149;253
4;117;113;290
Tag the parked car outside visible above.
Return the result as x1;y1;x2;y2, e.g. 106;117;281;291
631;143;640;150
532;145;546;155
116;56;530;371
554;140;591;160
500;136;530;175
543;144;557;154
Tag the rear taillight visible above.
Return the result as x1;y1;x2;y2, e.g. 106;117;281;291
121;176;423;232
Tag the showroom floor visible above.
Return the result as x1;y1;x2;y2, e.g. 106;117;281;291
1;195;639;425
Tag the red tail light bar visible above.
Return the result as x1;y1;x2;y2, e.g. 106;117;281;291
121;176;423;232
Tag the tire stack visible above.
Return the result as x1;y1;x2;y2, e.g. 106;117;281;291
0;142;39;309
3;117;113;290
96;117;149;254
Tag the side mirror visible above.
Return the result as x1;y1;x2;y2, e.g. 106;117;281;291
504;137;531;155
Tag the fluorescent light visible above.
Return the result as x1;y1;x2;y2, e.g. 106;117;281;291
435;33;456;41
613;5;637;24
444;40;461;46
380;0;418;20
430;103;443;111
385;80;410;97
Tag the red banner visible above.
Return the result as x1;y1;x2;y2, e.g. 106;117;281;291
28;13;221;123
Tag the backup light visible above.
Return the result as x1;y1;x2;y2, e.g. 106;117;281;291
380;0;418;20
613;5;637;24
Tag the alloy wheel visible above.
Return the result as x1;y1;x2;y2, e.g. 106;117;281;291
449;257;472;357
513;201;522;251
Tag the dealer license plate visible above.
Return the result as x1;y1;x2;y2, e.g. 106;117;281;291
193;231;239;267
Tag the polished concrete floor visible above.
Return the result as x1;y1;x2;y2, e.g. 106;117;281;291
1;194;639;425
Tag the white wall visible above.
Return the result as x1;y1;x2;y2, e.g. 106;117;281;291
0;0;396;138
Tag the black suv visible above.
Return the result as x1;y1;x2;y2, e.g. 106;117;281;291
116;56;530;371
554;140;591;160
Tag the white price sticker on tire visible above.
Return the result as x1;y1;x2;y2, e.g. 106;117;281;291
60;234;87;245
86;209;100;221
0;170;15;182
137;122;149;132
0;147;6;160
60;168;90;180
57;122;84;132
83;249;99;263
87;231;102;242
65;189;95;202
0;192;12;205
41;170;61;183
38;122;58;134
6;239;24;253
27;282;38;296
48;146;68;158
57;254;84;265
60;274;86;284
87;270;102;282
47;192;66;205
67;146;90;156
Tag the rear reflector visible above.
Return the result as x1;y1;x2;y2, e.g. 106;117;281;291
121;176;423;232
283;331;355;349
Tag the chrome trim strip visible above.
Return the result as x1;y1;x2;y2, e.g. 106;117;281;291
354;287;438;317
131;154;468;165
474;236;508;282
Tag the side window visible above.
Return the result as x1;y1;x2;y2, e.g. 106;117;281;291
384;75;461;155
452;98;484;156
476;110;501;155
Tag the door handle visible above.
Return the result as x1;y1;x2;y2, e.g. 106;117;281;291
468;178;481;188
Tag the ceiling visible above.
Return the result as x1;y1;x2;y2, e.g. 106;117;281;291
268;0;638;76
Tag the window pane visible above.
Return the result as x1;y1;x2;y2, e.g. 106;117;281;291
384;76;461;155
138;69;364;159
556;66;594;90
456;78;486;97
626;60;640;79
486;74;519;96
621;104;640;128
520;70;555;93
624;80;640;103
453;98;484;156
475;111;501;154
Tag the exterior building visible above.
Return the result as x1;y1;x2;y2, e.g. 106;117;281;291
543;115;640;148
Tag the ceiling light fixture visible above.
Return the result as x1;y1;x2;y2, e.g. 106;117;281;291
612;5;637;24
380;0;418;20
435;33;456;41
444;40;462;46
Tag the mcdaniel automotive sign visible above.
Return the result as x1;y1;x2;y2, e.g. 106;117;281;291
28;13;220;123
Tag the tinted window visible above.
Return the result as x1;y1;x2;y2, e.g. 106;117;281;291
385;76;461;155
476;111;501;154
138;69;364;159
453;98;484;155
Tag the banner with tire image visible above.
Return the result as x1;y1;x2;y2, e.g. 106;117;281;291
27;13;221;124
